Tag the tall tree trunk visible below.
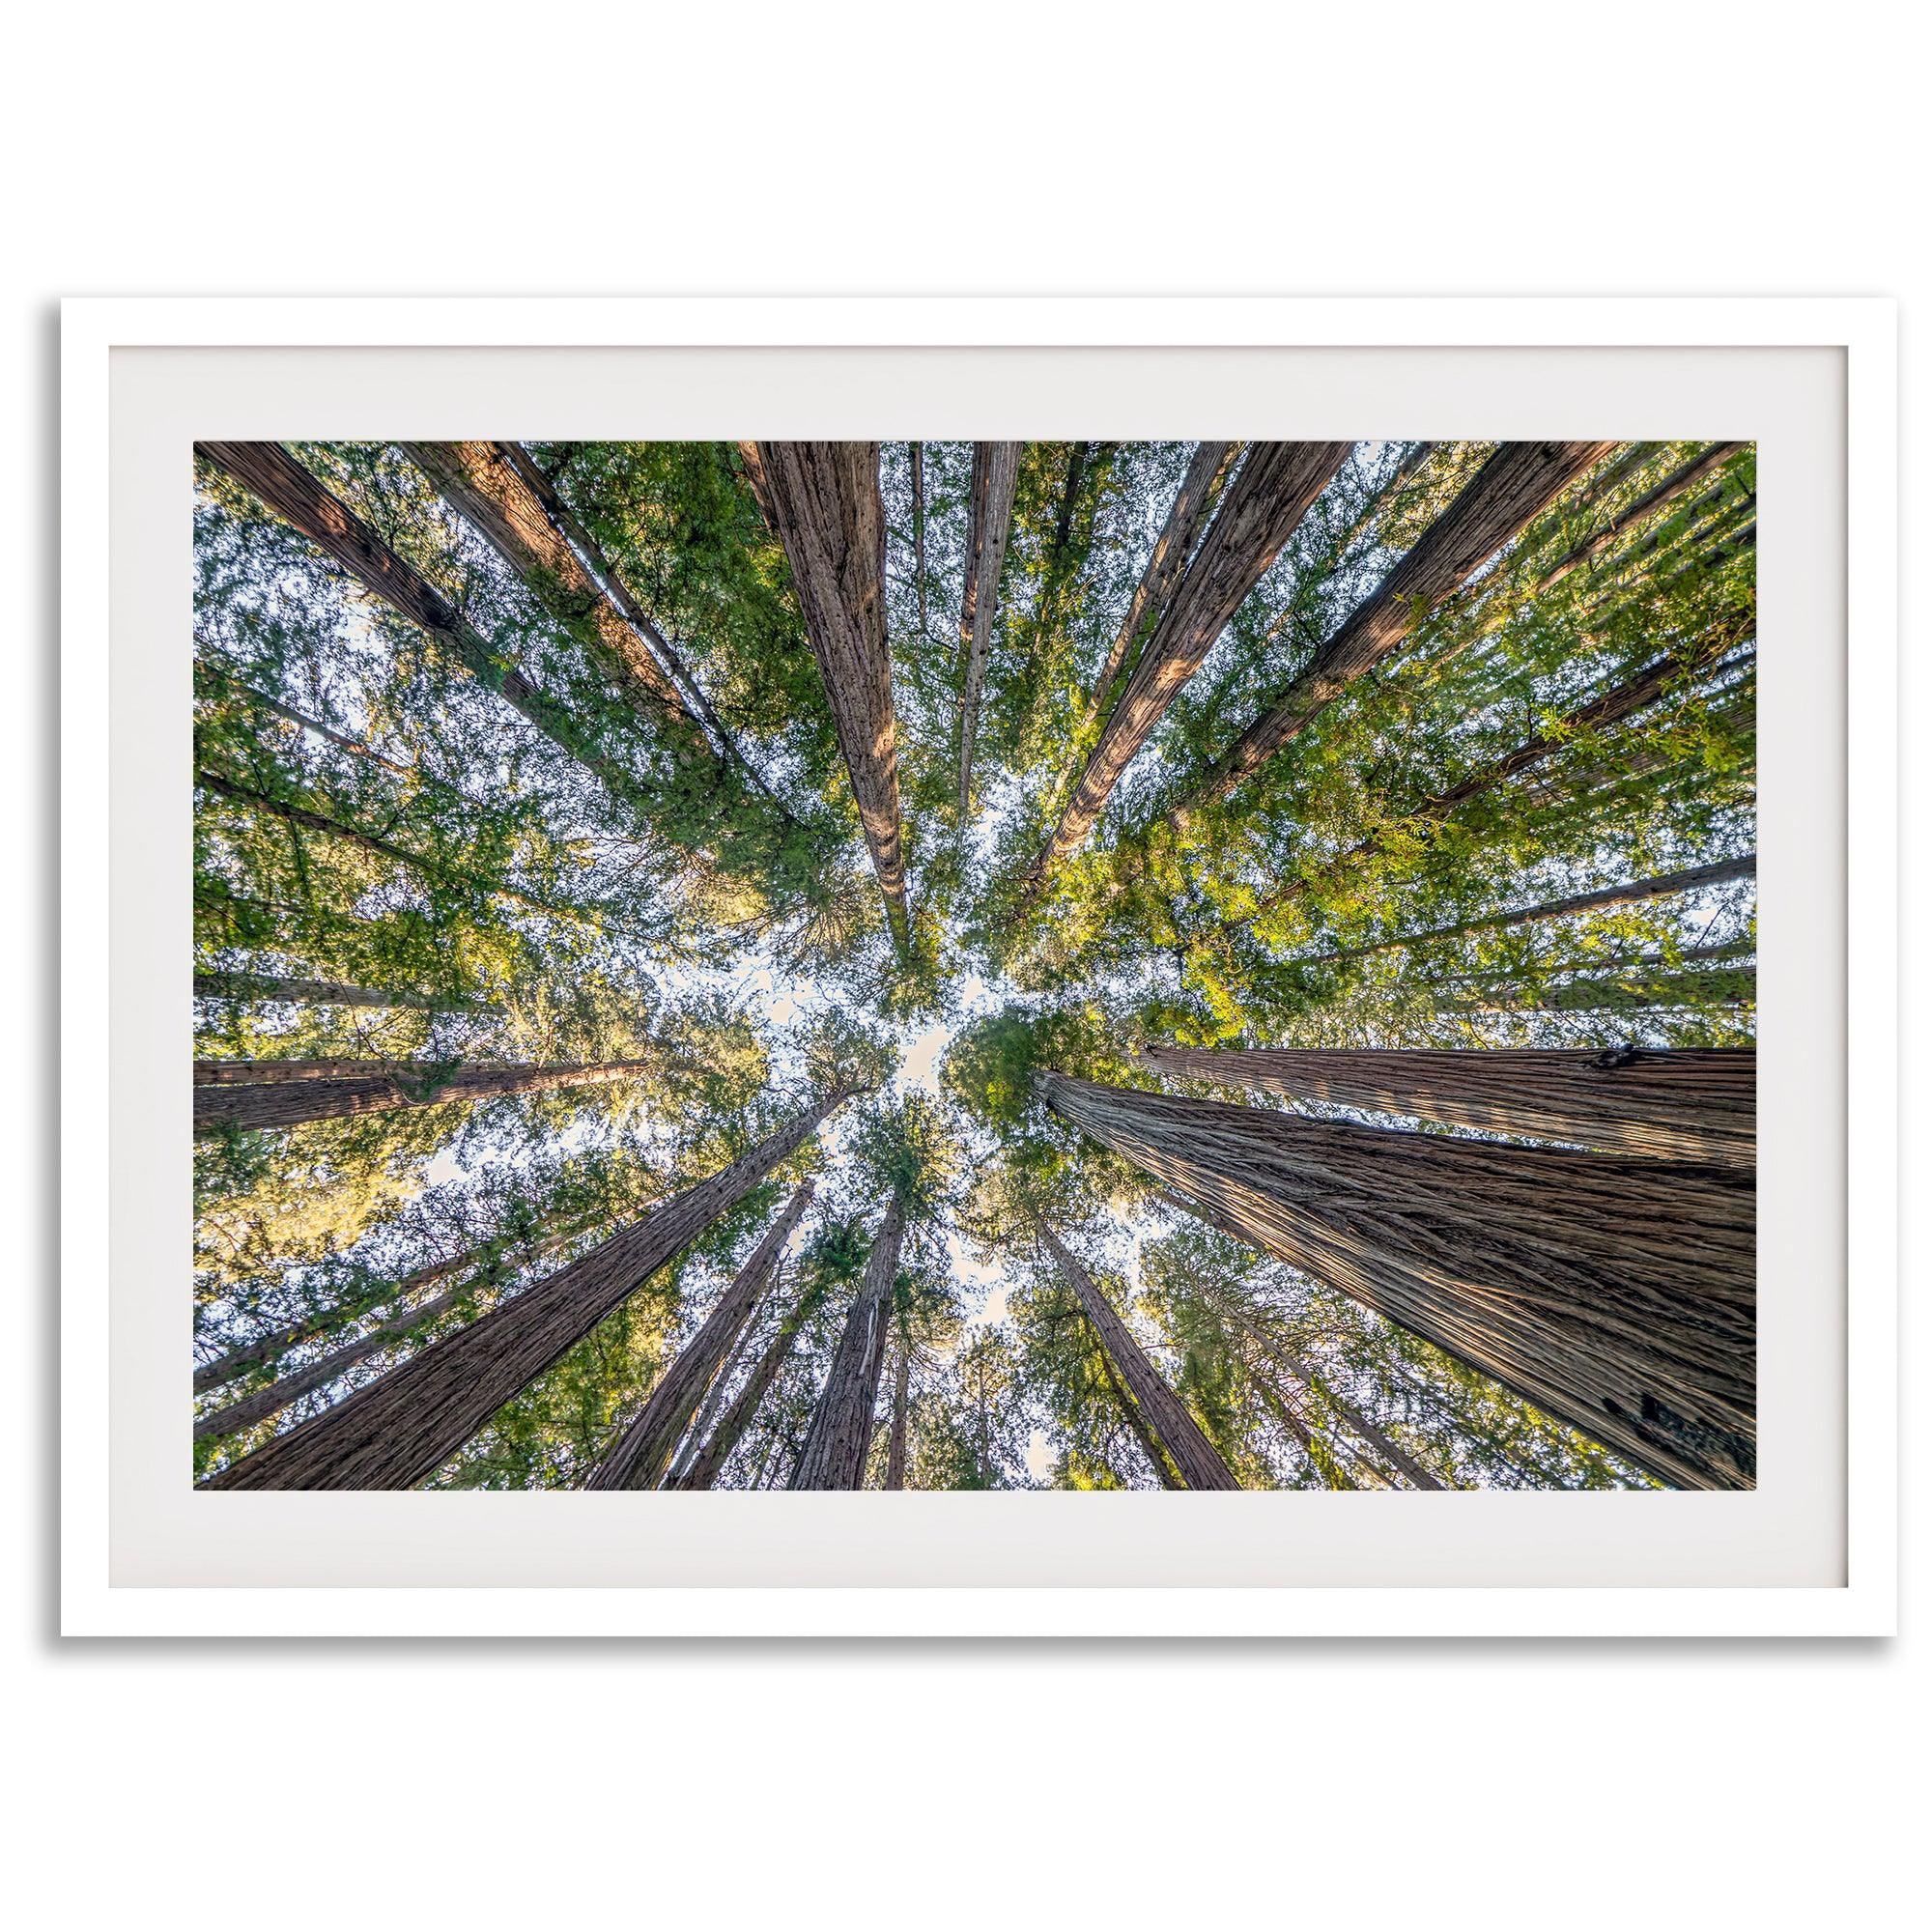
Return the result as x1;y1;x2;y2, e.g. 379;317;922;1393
194;1058;653;1137
738;440;910;951
203;1086;863;1489
670;1282;821;1491
1140;1044;1756;1168
1246;1364;1359;1489
884;1340;911;1490
195;442;656;809
1036;1070;1755;1491
909;441;927;639
194;971;496;1015
954;440;1022;816
1537;441;1747;592
1036;1220;1242;1491
789;1194;906;1490
402;440;714;761
1094;1346;1181;1488
1299;854;1756;967
1086;440;1238;716
583;1181;813;1490
1182;440;1620;812
193;1225;585;1395
1443;966;1756;1014
1026;442;1350;888
1242;635;1750;926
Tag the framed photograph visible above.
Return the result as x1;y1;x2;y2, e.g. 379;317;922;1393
60;297;1897;1636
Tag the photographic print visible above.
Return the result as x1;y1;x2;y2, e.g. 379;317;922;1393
189;434;1756;1495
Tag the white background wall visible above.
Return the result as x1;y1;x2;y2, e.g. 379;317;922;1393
5;6;1918;1924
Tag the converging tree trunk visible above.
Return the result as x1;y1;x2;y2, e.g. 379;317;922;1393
194;1058;653;1137
1094;1346;1181;1488
1299;854;1756;967
1087;441;1239;716
1036;1219;1242;1491
583;1181;813;1490
884;1340;911;1490
1537;441;1747;592
1140;1044;1756;1167
1026;441;1350;888
738;440;910;950
202;1087;863;1489
194;971;497;1015
1037;1071;1754;1490
671;1280;822;1492
195;442;658;809
954;440;1022;816
1183;440;1620;812
789;1194;906;1490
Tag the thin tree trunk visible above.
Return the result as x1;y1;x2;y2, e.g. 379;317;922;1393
1247;1364;1358;1489
1087;440;1238;716
671;1282;822;1491
1037;1070;1755;1491
1536;441;1747;591
910;441;927;639
1094;1346;1181;1488
194;1058;653;1136
789;1194;906;1490
1243;633;1749;923
1182;440;1620;812
738;440;910;951
884;1341;911;1490
1299;854;1756;967
1443;966;1756;1014
1140;1044;1756;1168
195;442;656;808
954;440;1022;816
664;1307;758;1487
1036;1220;1242;1491
1026;442;1350;888
203;1086;863;1489
194;971;496;1015
583;1181;813;1489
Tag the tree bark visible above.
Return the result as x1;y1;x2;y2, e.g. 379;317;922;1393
1094;1346;1181;1488
1537;442;1747;592
954;440;1022;816
194;971;496;1015
402;440;713;760
194;1058;653;1137
1299;855;1756;967
1026;442;1350;889
738;440;910;950
909;441;927;639
1140;1044;1756;1168
1183;440;1620;811
203;1087;862;1489
1444;966;1755;1014
884;1341;911;1490
583;1181;813;1489
670;1281;819;1491
1036;1220;1242;1491
195;442;656;807
789;1194;906;1490
1087;440;1239;716
1037;1070;1755;1491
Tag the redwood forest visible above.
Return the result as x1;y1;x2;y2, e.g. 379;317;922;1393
191;434;1757;1492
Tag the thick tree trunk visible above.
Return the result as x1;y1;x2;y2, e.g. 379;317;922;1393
194;971;495;1015
1036;1220;1242;1491
670;1283;818;1491
194;1058;652;1136
1185;440;1620;811
739;441;910;949
1141;1044;1756;1168
789;1194;906;1490
583;1181;813;1490
203;1087;861;1489
884;1341;911;1490
402;440;713;763
1037;1070;1755;1490
195;442;654;806
954;440;1022;815
1087;440;1238;715
1027;442;1350;887
193;1226;585;1396
1300;854;1756;967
